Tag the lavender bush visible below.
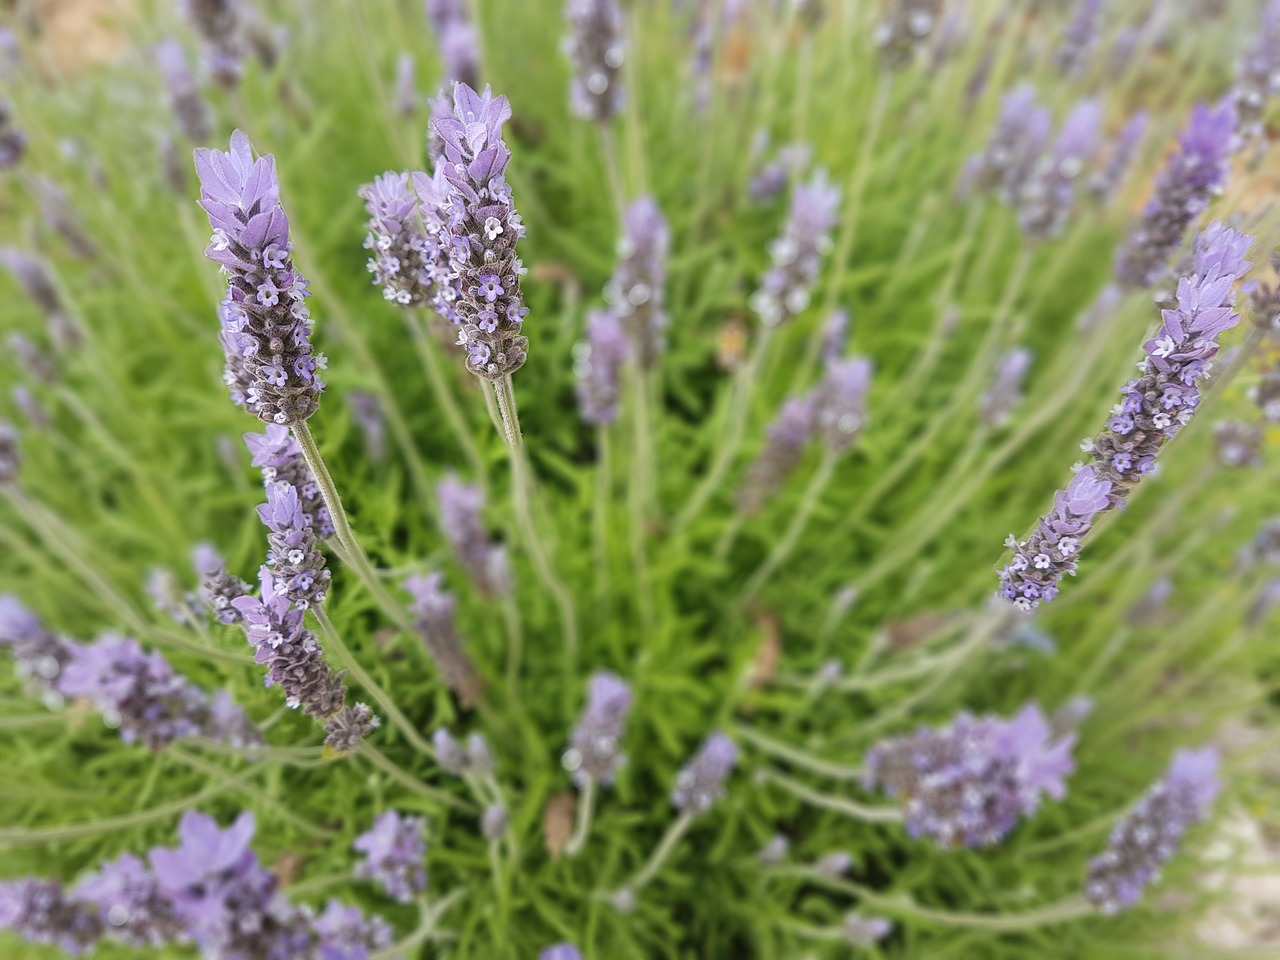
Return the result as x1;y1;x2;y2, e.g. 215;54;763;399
1;2;1278;958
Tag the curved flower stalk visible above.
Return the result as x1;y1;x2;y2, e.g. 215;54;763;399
1085;747;1220;914
404;572;485;708
1087;110;1148;204
178;0;244;89
563;0;626;124
429;83;529;381
563;671;633;855
426;0;482;89
0;97;25;169
1053;0;1104;77
1233;0;1280;144
196;130;325;426
575;309;630;425
874;0;944;68
604;197;670;369
864;704;1075;848
1000;223;1252;611
749;171;841;329
155;38;211;144
1114;100;1236;290
979;346;1033;429
1017;99;1102;241
353;810;427;904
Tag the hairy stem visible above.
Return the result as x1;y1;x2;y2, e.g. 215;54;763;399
565;776;597;858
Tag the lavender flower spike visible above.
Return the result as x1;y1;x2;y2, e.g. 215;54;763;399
193;542;252;624
541;945;584;960
575;310;630;425
564;0;626;123
980;346;1033;429
0;879;102;954
864;704;1076;848
564;670;633;787
195;130;325;425
1053;0;1104;77
0;97;26;169
257;480;332;609
1089;111;1148;204
1085;747;1220;914
843;913;893;947
426;0;482;89
961;85;1051;207
394;52;418;117
156;38;211;143
1114;100;1236;290
737;394;818;515
178;0;244;90
1019;99;1103;241
404;572;484;707
73;853;185;948
874;1;943;68
438;474;509;595
353;810;427;904
1234;0;1280;143
244;425;334;537
430;83;530;379
672;732;738;815
750;171;841;328
359;171;433;307
1;248;78;350
814;356;872;453
0;594;72;709
605;197;670;368
0;420;20;486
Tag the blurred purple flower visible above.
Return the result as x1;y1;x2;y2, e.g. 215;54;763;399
353;811;427;904
564;0;626;123
750;171;841;327
563;670;633;787
673;732;738;815
575;309;630;425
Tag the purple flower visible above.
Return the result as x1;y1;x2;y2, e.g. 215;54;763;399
814;851;853;877
73;854;185;949
481;804;508;840
1053;0;1104;77
0;879;102;954
349;390;387;463
433;726;469;774
751;171;841;328
429;83;529;379
819;308;851;365
146;567;204;627
842;913;893;947
359;171;434;308
960;85;1051;207
313;899;393;960
1085;747;1220;914
195;130;325;425
1018;99;1103;240
575;310;630;425
393;52;418;117
747;138;812;204
672;732;738;815
980;346;1033;429
244;425;334;537
438;474;509;595
156;38;211;143
0;419;20;486
257;480;332;609
1234;0;1280;143
193;542;253;625
874;0;944;68
426;0;482;88
864;704;1076;848
1213;420;1262;468
605;197;669;368
1114;100;1236;290
814;356;872;452
1089;111;1148;204
178;0;244;89
353;811;427;904
0;594;73;708
404;572;484;707
540;945;583;960
0;97;26;169
563;670;633;787
737;394;818;515
0;247;78;350
564;0;626;123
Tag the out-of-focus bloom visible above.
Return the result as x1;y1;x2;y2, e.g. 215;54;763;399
1127;576;1174;625
156;38;212;143
1214;420;1262;467
178;0;244;89
433;726;469;773
747;138;812;205
0;97;26;169
960;85;1051;206
563;670;633;787
12;385;50;428
1018;99;1103;240
257;480;332;609
467;731;495;773
313;898;393;958
196;131;324;426
1053;0;1104;77
404;572;484;707
980;346;1033;429
353;811;427;904
865;704;1075;848
759;833;790;864
564;0;626;123
574;310;630;425
1234;0;1280;143
244;425;334;537
843;913;893;946
1085;747;1220;914
874;0;944;68
814;356;872;453
820;308;850;365
349;390;387;463
426;0;482;88
1114;100;1236;290
146;568;204;627
360;171;433;308
737;394;817;515
73;854;185;949
672;732;738;815
750;171;841;328
1001;224;1251;611
0;879;102;954
540;945;583;960
0;29;20;80
1239;516;1280;570
394;53;418;117
193;542;252;625
605;197;669;368
7;333;57;384
1248;577;1280;624
33;177;97;261
481;804;508;840
0;594;72;709
438;475;509;595
1;248;78;350
429;84;529;379
0;420;20;486
814;851;853;877
1088;110;1148;204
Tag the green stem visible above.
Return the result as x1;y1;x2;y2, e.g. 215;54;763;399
355;742;469;811
501;594;525;689
594;426;612;610
371;890;467;960
763;769;901;824
628;366;655;631
734;725;865;781
407;310;487;482
565;776;598;858
623;811;695;894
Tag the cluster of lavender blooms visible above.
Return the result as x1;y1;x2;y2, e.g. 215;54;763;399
194;542;253;625
244;425;335;538
672;732;738;815
575;310;630;425
563;670;633;787
1233;0;1280;144
353;810;427;904
1087;110;1148;204
747;135;812;205
958;85;1051;207
404;572;484;707
0;595;259;748
178;0;244;89
258;480;332;609
359;171;434;307
1114;100;1236;291
813;356;873;453
145;568;203;628
563;0;626;123
864;704;1076;848
1214;420;1263;468
1;247;79;350
197;131;324;426
349;390;387;462
155;38;211;144
1085;748;1220;914
979;346;1033;429
0;97;25;169
427;84;530;379
1053;0;1104;77
873;0;943;68
604;197;670;368
1017;100;1102;240
1;811;391;957
749;171;841;328
1000;223;1252;612
438;475;510;595
426;0;482;89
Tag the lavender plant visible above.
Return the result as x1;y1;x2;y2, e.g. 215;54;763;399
1;2;1279;958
